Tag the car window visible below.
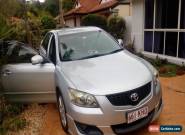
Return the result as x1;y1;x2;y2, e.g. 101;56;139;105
7;44;37;64
42;33;52;51
59;30;121;61
48;36;56;64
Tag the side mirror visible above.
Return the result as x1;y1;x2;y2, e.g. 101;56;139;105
118;39;124;47
31;55;44;65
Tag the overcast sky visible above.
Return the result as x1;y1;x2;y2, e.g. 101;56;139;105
26;0;45;3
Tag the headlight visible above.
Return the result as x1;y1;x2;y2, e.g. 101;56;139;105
154;71;159;86
69;88;99;108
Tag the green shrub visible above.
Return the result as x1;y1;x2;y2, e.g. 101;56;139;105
107;16;126;39
0;99;26;135
81;14;107;30
0;15;14;40
41;15;56;29
2;117;27;132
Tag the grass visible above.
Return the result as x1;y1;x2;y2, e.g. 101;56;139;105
0;117;27;135
0;96;27;135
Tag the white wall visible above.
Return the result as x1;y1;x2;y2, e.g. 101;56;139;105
114;5;131;17
131;0;144;52
76;17;81;27
124;16;132;45
65;19;75;27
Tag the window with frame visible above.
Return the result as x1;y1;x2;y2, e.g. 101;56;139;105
7;45;37;64
42;33;52;51
144;0;185;58
48;36;56;64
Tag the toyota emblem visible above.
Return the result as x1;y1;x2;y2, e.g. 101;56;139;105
130;93;139;102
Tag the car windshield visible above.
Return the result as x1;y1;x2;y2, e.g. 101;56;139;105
59;30;123;61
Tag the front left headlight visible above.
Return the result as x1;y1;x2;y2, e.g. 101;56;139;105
68;88;99;108
154;71;159;86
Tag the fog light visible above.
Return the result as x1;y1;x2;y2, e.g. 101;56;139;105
75;121;103;135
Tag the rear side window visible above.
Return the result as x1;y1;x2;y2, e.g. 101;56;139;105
42;33;52;51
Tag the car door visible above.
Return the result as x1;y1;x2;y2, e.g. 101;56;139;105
1;42;56;103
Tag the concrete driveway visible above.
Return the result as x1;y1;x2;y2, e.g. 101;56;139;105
39;75;185;135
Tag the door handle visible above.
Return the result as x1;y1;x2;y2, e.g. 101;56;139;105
2;70;12;76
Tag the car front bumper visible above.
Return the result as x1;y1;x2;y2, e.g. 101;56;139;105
66;82;163;135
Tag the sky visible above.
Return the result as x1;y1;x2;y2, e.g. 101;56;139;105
26;0;45;3
39;0;45;2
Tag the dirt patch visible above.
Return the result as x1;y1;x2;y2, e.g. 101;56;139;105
39;104;66;135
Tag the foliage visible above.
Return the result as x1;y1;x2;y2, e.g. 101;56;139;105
44;0;59;17
0;97;27;135
0;0;22;18
62;0;75;12
41;15;56;29
141;56;185;77
28;1;44;17
107;15;126;39
0;117;27;135
81;14;107;30
0;15;14;40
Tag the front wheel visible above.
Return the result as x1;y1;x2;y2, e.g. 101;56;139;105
57;91;68;132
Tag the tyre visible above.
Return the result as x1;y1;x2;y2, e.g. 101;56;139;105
56;90;68;132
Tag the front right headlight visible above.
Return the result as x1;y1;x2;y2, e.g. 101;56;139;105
68;88;99;108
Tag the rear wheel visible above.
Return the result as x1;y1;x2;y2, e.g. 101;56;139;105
57;90;68;132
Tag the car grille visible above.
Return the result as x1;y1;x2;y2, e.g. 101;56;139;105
106;82;151;106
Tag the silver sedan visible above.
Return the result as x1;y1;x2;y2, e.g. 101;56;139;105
1;27;163;135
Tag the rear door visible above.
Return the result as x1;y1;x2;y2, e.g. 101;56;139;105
1;43;56;103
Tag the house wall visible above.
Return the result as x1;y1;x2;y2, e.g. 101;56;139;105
65;17;81;27
76;17;81;26
65;19;75;27
132;0;185;64
131;0;144;52
124;16;132;45
114;4;131;17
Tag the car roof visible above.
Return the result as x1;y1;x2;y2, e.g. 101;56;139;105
51;27;102;36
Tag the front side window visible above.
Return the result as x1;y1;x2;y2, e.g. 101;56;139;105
7;44;37;64
48;36;56;64
42;33;52;51
59;31;122;61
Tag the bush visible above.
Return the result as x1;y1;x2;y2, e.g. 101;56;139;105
0;98;27;135
41;15;56;29
107;16;126;39
2;117;27;132
0;15;14;40
81;14;107;30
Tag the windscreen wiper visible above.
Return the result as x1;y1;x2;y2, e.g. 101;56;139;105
77;53;107;60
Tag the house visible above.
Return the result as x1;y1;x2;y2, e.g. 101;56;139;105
63;0;131;27
132;0;185;64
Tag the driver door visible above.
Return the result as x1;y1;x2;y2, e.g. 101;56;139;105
1;43;56;103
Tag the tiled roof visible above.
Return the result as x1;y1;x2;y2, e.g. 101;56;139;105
90;0;118;12
64;0;118;16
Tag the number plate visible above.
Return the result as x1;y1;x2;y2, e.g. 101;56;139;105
127;106;149;124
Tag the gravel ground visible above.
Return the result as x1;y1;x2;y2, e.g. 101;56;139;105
7;104;47;135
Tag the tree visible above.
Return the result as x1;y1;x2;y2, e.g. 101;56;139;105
44;0;59;17
107;15;126;39
0;15;14;40
0;0;23;18
81;14;107;30
41;15;56;29
62;0;75;12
